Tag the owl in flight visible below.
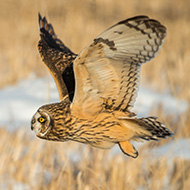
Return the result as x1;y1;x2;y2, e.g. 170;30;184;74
31;14;173;158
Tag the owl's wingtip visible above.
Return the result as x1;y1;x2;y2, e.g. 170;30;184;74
38;12;42;21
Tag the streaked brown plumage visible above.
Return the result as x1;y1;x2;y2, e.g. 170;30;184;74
31;14;173;158
38;14;76;101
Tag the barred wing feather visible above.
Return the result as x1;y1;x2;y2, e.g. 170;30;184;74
38;14;77;101
72;16;166;117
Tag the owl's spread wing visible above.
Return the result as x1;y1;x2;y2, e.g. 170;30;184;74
71;16;166;118
38;13;76;101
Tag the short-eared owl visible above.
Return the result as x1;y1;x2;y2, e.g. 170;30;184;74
31;14;173;158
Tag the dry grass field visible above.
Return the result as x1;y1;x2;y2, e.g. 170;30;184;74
0;0;190;189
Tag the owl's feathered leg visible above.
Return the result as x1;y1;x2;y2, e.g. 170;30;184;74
118;141;138;158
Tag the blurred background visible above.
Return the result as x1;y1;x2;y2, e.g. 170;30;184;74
0;0;190;189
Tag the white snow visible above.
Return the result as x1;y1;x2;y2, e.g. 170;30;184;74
0;76;59;128
0;75;187;128
150;138;190;160
0;77;189;190
134;87;187;117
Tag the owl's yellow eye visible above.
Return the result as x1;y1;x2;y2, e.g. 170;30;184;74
38;117;46;123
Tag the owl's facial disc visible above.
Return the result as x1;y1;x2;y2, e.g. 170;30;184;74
31;109;52;137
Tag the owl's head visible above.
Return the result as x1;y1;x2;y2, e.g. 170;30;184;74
31;99;71;140
31;107;53;138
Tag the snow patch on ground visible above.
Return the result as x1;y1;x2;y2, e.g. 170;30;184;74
0;76;188;190
0;76;187;129
0;76;59;128
150;138;190;160
134;87;187;117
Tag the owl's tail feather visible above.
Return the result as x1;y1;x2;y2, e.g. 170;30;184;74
133;116;174;140
118;116;173;158
124;116;174;141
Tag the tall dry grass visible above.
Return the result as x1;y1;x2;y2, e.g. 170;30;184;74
0;125;190;190
0;0;190;100
0;0;190;189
